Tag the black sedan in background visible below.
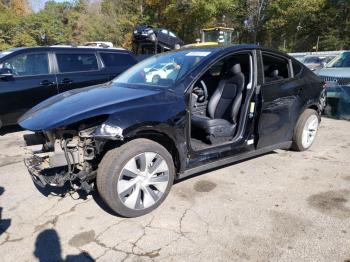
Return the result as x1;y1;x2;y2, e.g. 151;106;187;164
0;46;137;128
133;25;184;49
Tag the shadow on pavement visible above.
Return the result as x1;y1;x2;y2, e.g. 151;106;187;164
33;180;90;200
91;188;117;216
0;186;11;236
174;151;277;184
30;176;118;216
0;125;23;136
34;229;94;262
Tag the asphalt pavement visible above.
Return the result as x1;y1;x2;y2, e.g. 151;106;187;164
0;118;350;262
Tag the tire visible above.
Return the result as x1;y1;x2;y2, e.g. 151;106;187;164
97;138;175;217
291;109;320;151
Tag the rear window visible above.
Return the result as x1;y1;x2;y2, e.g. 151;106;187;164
56;53;99;73
99;52;136;68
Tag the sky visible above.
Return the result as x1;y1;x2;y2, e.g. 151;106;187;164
29;0;74;12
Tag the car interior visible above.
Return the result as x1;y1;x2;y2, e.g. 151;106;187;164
190;53;252;151
262;54;289;83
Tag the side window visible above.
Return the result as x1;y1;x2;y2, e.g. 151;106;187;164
56;53;98;73
99;52;136;68
292;60;303;76
193;53;251;98
208;60;224;76
161;29;168;34
0;53;49;76
262;53;290;83
169;31;176;38
164;64;175;71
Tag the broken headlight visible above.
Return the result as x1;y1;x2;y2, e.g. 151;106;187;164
80;123;123;140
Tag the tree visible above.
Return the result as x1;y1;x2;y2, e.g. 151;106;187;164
0;0;348;52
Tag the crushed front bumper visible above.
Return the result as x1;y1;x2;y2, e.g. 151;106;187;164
24;151;70;188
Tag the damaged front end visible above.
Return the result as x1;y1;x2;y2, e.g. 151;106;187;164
24;122;124;193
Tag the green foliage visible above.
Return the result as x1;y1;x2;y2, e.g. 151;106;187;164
0;0;349;52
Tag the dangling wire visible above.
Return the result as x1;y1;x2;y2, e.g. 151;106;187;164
61;138;79;196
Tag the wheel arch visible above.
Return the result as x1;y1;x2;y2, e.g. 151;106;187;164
308;104;318;112
299;100;320;117
102;129;182;174
305;102;322;120
128;130;181;174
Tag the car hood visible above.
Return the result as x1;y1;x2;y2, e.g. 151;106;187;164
18;82;163;131
318;67;350;77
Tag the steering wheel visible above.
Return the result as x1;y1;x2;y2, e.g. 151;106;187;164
192;80;208;103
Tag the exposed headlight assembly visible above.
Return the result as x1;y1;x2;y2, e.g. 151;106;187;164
95;123;123;139
80;123;123;140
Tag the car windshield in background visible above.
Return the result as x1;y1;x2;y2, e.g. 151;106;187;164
114;50;213;88
304;57;320;63
0;50;14;59
326;52;350;68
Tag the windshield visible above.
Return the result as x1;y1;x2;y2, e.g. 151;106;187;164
114;50;212;87
304;56;320;63
295;57;305;62
203;30;232;44
326;52;350;68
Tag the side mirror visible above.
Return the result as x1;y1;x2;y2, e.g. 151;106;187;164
0;68;13;79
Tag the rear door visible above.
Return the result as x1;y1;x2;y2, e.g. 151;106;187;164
54;50;109;93
98;51;137;80
256;51;305;148
0;51;57;125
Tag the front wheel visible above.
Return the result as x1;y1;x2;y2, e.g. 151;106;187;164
97;139;175;217
291;109;320;151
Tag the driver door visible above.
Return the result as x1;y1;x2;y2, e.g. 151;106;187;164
0;51;58;126
187;51;258;170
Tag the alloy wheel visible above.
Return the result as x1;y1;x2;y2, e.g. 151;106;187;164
301;114;319;149
117;152;170;210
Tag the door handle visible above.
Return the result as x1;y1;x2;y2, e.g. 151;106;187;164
61;78;73;84
40;80;55;86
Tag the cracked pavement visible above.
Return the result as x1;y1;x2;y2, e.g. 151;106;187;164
1;118;350;261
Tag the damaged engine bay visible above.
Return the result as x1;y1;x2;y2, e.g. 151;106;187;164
24;121;123;194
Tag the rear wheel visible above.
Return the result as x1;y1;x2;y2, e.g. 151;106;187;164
291;109;319;151
97;139;175;217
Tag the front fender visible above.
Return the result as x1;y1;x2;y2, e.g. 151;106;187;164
103;99;188;173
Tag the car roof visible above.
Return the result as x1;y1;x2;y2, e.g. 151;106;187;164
181;43;259;50
180;44;292;58
304;55;320;58
1;46;132;54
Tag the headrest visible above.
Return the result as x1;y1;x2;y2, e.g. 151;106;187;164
270;69;279;77
230;63;241;75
